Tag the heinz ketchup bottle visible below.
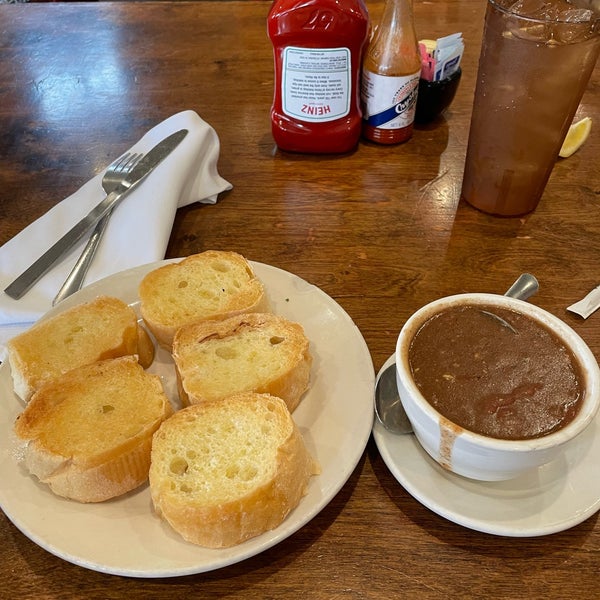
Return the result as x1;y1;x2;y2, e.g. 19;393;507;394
268;0;369;154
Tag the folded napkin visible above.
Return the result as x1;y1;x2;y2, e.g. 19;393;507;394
0;110;232;355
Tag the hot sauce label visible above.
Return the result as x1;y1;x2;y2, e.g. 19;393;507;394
361;70;420;130
281;46;351;123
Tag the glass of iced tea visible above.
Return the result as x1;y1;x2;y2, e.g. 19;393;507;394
461;0;600;217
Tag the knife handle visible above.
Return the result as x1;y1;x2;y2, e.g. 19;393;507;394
3;191;118;300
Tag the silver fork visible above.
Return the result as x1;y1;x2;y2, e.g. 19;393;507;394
52;152;143;305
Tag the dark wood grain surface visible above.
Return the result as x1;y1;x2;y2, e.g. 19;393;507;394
1;1;599;598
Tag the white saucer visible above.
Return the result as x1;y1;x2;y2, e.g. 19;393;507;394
372;355;600;537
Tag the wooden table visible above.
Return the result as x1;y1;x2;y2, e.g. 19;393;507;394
1;1;599;597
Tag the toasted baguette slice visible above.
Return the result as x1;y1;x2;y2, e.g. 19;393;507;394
14;356;173;503
172;313;311;412
7;295;155;402
149;392;319;548
138;251;268;350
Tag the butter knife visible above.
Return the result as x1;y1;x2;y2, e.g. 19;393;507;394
4;129;188;300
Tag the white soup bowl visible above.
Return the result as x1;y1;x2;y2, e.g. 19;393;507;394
395;293;600;481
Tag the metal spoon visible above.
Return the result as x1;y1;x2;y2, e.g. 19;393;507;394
374;273;539;434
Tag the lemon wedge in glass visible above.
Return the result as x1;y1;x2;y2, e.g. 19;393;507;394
559;117;592;158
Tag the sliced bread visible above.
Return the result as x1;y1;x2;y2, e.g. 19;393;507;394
138;251;268;350
14;356;173;503
172;312;312;412
149;392;319;548
7;295;155;402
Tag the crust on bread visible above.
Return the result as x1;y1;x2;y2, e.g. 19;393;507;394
7;295;155;402
172;313;312;412
149;393;319;548
136;323;156;369
138;251;269;350
14;356;173;503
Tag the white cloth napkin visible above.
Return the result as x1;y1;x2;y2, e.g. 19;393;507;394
0;110;232;355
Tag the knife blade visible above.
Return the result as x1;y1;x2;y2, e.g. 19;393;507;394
4;128;188;300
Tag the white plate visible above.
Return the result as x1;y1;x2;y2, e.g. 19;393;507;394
373;355;600;537
0;260;374;577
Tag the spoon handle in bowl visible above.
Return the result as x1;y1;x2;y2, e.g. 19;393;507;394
505;273;539;301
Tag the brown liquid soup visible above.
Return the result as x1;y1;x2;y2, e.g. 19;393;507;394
408;304;584;440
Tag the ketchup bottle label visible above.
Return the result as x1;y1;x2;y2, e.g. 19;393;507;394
362;70;420;130
281;46;351;123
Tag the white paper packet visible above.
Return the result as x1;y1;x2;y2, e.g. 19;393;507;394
567;285;600;319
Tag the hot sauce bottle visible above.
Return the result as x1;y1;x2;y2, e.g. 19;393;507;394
361;0;421;144
267;0;369;154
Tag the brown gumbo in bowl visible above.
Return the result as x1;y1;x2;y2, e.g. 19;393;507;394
408;304;583;441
